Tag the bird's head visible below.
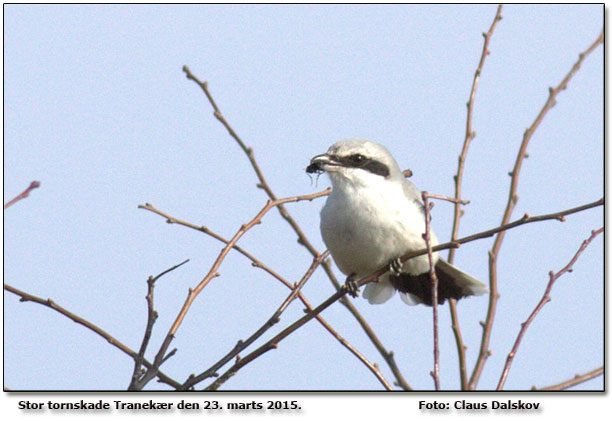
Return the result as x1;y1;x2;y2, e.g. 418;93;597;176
307;139;403;188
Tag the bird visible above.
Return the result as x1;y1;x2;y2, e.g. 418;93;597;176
306;139;488;306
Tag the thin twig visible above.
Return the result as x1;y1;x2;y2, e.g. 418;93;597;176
426;193;470;205
448;4;503;390
422;192;440;390
469;29;603;390
129;259;190;390
533;366;604;391
4;181;40;209
4;283;181;389
496;228;603;390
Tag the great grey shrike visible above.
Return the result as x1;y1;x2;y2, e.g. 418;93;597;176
307;139;488;306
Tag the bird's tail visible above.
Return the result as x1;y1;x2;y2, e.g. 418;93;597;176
435;259;488;299
363;259;488;306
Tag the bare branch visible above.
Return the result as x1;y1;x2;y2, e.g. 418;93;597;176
422;192;440;390
448;5;503;390
395;198;603;277
129;259;190;390
4;181;40;210
426;193;470;205
496;228;603;390
533;366;604;391
469;28;603;390
4;283;181;389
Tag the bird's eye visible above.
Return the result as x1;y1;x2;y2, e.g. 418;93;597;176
350;154;365;164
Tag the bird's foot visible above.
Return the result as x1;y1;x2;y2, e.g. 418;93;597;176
389;257;403;276
345;274;360;298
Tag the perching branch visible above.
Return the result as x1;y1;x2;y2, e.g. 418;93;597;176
448;4;503;390
469;28;603;390
496;227;603;390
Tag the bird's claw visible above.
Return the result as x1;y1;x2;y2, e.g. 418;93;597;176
389;257;403;276
345;274;360;298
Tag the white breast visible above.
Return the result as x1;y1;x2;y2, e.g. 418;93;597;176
320;175;438;277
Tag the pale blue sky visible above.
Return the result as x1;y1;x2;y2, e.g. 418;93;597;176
3;4;603;392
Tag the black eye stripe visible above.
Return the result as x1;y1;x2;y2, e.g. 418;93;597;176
332;154;390;178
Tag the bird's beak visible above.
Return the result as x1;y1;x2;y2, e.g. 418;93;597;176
306;153;340;174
